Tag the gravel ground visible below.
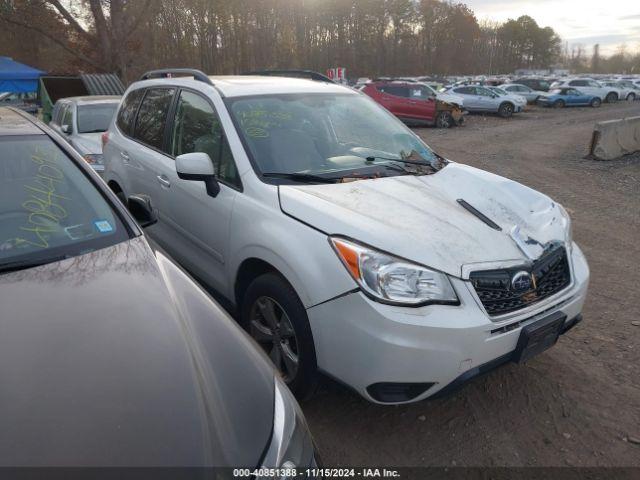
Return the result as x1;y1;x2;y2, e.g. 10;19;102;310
303;101;640;467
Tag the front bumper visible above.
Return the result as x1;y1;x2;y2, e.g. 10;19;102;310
307;244;589;404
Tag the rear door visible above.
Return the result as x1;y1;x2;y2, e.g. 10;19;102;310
116;87;176;238
154;89;241;293
377;85;411;118
454;87;478;109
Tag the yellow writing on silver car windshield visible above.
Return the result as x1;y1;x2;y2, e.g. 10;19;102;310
237;108;293;138
14;146;70;249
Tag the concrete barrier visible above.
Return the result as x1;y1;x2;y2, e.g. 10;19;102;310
589;116;640;160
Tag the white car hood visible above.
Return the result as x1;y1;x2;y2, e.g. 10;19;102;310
71;133;103;155
279;164;569;278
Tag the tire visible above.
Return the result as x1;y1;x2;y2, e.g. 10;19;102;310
241;272;318;399
590;97;601;108
435;111;453;128
627;93;635;102
605;92;618;103
553;99;565;109
498;102;514;118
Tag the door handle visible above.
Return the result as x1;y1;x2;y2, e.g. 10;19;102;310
120;151;130;163
157;175;171;188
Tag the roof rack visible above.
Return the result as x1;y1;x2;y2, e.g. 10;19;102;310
243;69;334;83
139;69;212;85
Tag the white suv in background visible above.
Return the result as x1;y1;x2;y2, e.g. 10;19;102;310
550;78;619;103
103;69;589;404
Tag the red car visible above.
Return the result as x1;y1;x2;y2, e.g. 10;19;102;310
361;81;464;128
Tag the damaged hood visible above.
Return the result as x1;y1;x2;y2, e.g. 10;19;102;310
279;163;569;278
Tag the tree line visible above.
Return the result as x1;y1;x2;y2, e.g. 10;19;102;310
1;0;638;83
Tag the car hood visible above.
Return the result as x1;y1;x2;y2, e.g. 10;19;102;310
71;132;103;155
279;163;569;278
0;237;274;467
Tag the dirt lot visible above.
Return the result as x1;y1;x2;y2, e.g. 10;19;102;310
303;101;640;467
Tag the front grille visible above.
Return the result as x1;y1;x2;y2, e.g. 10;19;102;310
470;244;571;317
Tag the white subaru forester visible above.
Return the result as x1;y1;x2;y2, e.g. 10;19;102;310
103;69;589;404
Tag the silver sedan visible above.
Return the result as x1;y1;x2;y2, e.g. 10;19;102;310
501;83;546;103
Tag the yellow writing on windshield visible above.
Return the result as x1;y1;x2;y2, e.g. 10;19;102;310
14;146;70;249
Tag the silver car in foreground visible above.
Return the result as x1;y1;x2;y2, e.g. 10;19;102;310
50;95;121;173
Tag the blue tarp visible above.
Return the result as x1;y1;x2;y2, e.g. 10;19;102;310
0;57;45;93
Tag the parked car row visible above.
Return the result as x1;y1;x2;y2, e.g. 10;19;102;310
1;68;590;466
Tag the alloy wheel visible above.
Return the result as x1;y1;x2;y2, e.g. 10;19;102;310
249;296;299;382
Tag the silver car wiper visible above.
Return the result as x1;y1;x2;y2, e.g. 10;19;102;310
262;172;338;183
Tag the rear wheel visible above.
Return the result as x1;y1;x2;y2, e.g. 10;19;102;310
435;111;453;128
553;99;565;108
498;102;514;118
605;92;618;103
590;97;602;108
241;273;318;399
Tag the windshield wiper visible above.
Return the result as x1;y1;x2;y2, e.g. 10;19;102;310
0;254;71;274
262;172;338;183
79;129;106;134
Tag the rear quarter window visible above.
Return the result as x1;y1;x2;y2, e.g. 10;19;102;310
133;88;175;151
116;88;145;136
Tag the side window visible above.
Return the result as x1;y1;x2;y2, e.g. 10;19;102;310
116;88;145;136
171;90;240;188
62;106;73;128
456;87;473;95
380;86;409;98
51;104;60;124
133;88;175;151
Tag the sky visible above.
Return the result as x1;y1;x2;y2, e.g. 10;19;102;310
464;0;640;56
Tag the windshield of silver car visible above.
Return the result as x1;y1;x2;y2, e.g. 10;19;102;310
0;135;129;271
227;93;446;182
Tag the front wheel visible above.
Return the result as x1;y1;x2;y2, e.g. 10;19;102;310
553;99;565;108
498;102;514;118
627;93;636;102
241;273;318;399
590;98;602;108
435;111;453;128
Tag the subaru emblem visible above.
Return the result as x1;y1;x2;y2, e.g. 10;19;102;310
511;271;533;291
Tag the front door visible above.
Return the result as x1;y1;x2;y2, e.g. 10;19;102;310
156;89;241;294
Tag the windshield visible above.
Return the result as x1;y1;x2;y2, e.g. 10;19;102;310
77;103;118;134
492;87;507;95
227;93;444;181
549;89;563;95
0;135;130;270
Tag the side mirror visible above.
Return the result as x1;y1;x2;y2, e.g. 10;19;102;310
176;152;220;197
127;194;157;228
61;124;71;134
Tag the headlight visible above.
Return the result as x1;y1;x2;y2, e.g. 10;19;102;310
259;377;315;475
557;204;573;249
330;237;458;306
83;153;104;165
